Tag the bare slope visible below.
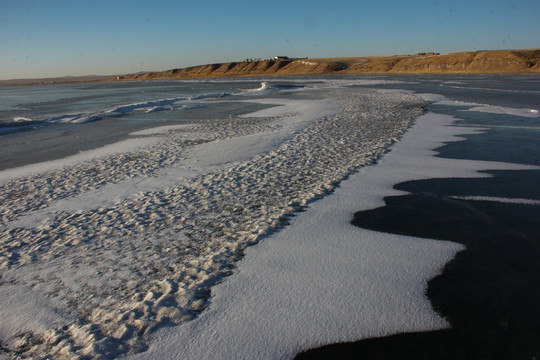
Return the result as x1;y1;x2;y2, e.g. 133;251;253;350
116;49;540;81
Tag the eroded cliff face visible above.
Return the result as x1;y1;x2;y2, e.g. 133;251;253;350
116;49;540;81
374;50;539;73
121;59;346;80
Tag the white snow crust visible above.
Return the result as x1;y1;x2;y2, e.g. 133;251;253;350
465;105;540;118
379;89;540;118
129;124;195;136
2;84;538;359
0;87;426;358
0;137;161;182
127;111;539;360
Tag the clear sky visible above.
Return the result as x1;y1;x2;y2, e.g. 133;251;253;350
1;0;539;80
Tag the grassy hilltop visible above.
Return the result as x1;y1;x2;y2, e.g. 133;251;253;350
115;49;540;81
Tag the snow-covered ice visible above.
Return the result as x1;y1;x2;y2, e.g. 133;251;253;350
465;104;540;118
127;112;539;360
0;137;161;182
0;87;426;358
2;84;538;359
448;195;540;205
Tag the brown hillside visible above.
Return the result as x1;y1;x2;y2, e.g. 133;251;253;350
113;49;540;81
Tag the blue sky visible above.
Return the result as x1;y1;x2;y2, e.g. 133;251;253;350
1;0;539;80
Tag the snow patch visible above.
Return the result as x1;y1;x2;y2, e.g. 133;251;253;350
130;124;195;136
0;88;426;359
127;112;539;359
465;105;540;118
0;137;160;182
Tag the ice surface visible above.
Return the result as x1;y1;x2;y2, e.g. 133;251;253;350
48;98;197;124
183;98;337;170
3;84;537;359
449;195;540;205
465;105;540;118
0;87;427;358
127;112;539;360
12;116;32;122
130;124;195;136
379;89;540;118
0;284;73;352
0;137;160;182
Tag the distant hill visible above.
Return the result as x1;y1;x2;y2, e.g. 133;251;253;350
3;49;539;86
112;49;540;81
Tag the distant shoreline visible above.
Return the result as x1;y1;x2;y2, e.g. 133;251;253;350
2;48;539;86
0;75;113;86
100;48;540;82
